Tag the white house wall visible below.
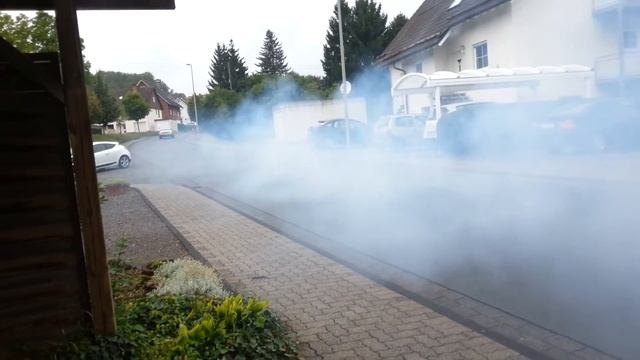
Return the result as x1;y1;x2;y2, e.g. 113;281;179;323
388;0;634;112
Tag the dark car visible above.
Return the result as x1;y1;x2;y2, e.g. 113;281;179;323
308;119;371;146
539;98;640;153
436;99;592;155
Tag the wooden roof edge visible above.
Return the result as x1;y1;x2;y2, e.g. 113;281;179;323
0;38;64;103
0;0;175;11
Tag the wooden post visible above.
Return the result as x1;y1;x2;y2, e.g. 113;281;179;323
55;0;115;335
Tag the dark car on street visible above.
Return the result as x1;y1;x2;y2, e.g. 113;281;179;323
308;119;371;147
436;98;640;155
538;98;640;153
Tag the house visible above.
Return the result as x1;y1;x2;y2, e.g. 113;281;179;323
175;96;192;124
122;80;182;133
379;0;640;115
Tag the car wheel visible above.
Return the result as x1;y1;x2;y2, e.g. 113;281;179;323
118;155;131;169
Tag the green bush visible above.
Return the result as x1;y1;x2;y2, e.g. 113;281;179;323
39;265;298;360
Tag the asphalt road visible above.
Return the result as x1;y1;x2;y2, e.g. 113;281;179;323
100;135;640;359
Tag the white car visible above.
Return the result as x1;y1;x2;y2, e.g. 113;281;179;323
374;115;428;146
158;129;175;139
93;141;131;169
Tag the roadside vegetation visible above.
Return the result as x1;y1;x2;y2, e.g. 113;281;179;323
93;131;155;143
29;257;297;359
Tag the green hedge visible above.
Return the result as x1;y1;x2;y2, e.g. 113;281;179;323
92;132;156;144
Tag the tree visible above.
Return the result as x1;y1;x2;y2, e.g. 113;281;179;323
208;40;248;92
0;11;58;53
87;88;102;125
322;1;405;86
350;0;388;68
384;14;409;46
322;0;354;86
257;30;290;76
208;43;230;91
93;73;120;128
122;91;150;132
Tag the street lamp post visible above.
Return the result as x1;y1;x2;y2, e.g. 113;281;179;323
186;63;199;131
337;0;351;147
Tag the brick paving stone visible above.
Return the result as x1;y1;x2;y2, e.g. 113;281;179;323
135;185;525;360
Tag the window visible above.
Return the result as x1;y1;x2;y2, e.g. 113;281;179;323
416;63;423;73
93;144;105;153
474;42;489;69
624;31;637;49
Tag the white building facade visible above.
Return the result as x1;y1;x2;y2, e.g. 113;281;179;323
380;0;640;115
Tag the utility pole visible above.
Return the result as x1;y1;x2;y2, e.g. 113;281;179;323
186;63;199;131
617;3;626;97
337;0;351;147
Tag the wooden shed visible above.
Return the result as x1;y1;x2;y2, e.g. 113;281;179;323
0;0;175;352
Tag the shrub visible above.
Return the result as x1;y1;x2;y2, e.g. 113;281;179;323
152;259;229;299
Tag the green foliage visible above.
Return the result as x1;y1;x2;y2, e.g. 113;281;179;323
321;0;406;85
257;30;290;76
87;88;102;125
43;287;297;359
122;91;150;124
208;40;249;92
384;13;409;45
322;0;354;86
92;131;154;143
0;11;58;53
114;238;129;263
94;73;121;127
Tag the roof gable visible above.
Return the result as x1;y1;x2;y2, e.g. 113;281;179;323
378;0;510;64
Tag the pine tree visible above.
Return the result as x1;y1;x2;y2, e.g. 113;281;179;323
350;0;388;68
208;43;230;91
93;73;120;127
384;14;409;47
227;40;249;91
207;40;248;92
321;0;353;86
257;30;290;76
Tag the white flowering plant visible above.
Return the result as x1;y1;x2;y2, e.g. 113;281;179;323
152;258;229;299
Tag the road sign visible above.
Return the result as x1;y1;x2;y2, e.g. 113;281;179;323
340;81;352;95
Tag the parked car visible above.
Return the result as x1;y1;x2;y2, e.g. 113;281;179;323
538;98;640;153
93;141;131;169
436;101;579;155
374;115;427;147
308;119;371;146
158;129;175;139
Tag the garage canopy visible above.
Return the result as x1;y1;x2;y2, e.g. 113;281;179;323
392;65;596;97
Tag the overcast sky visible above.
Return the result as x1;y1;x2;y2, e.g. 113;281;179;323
74;0;422;95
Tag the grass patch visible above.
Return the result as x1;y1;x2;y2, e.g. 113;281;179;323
30;260;298;359
93;132;155;143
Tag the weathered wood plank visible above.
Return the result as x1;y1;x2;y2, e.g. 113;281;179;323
0;223;74;242
55;0;115;335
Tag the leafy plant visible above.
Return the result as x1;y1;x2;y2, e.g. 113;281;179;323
37;263;298;359
114;237;129;263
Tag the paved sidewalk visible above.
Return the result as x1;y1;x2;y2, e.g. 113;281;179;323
136;184;525;360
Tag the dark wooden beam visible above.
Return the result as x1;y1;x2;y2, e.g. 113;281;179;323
2;0;174;10
54;0;115;335
0;40;64;103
